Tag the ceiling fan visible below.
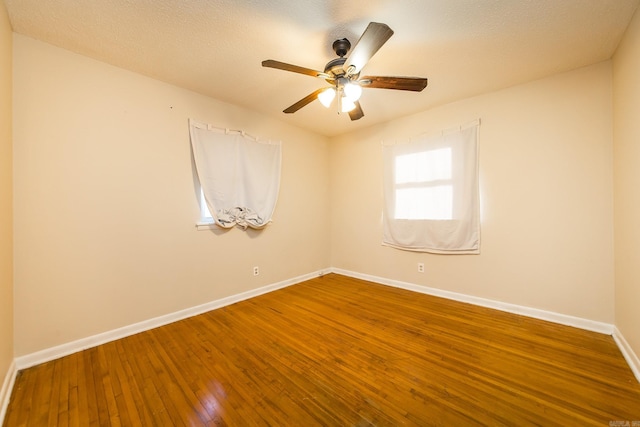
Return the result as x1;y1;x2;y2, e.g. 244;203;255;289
262;22;428;121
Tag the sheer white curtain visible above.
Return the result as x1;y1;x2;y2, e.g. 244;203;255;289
382;121;480;253
189;119;281;229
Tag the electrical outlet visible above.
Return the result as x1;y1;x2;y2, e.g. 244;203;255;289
417;263;425;273
253;266;259;276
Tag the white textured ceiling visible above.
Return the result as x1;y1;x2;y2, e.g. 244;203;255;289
4;0;639;137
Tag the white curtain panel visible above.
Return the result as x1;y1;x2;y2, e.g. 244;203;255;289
382;121;480;254
189;120;281;229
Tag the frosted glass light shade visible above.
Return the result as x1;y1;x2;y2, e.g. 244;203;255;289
341;97;356;112
318;88;336;108
343;83;362;102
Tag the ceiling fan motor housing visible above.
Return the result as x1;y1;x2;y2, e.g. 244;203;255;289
332;38;351;57
324;57;347;78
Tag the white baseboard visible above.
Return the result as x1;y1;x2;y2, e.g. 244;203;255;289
613;327;640;383
0;360;17;425
15;269;328;370
2;266;638;427
331;268;614;335
10;267;631;378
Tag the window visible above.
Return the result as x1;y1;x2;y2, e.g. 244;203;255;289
394;148;453;220
190;119;281;230
382;121;480;254
200;187;213;222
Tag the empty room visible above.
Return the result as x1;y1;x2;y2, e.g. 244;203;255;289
2;0;640;425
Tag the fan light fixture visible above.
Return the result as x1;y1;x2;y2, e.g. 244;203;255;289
319;80;361;112
340;97;356;113
343;82;362;102
318;88;336;107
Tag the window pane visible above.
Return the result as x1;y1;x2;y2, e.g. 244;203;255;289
395;186;453;220
200;188;213;220
395;148;451;184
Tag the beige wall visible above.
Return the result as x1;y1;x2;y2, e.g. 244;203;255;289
0;1;13;380
9;25;633;359
613;8;640;358
12;35;330;356
330;62;615;323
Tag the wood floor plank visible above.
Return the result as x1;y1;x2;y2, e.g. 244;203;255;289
46;359;62;427
65;354;79;427
111;340;148;425
55;355;69;427
123;333;178;426
4;274;640;426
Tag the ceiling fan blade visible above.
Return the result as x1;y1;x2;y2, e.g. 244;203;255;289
348;101;364;121
283;88;326;114
343;22;394;76
360;76;428;92
262;60;329;79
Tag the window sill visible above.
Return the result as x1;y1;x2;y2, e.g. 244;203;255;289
196;221;216;231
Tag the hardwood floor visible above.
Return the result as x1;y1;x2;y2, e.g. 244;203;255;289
4;273;640;426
